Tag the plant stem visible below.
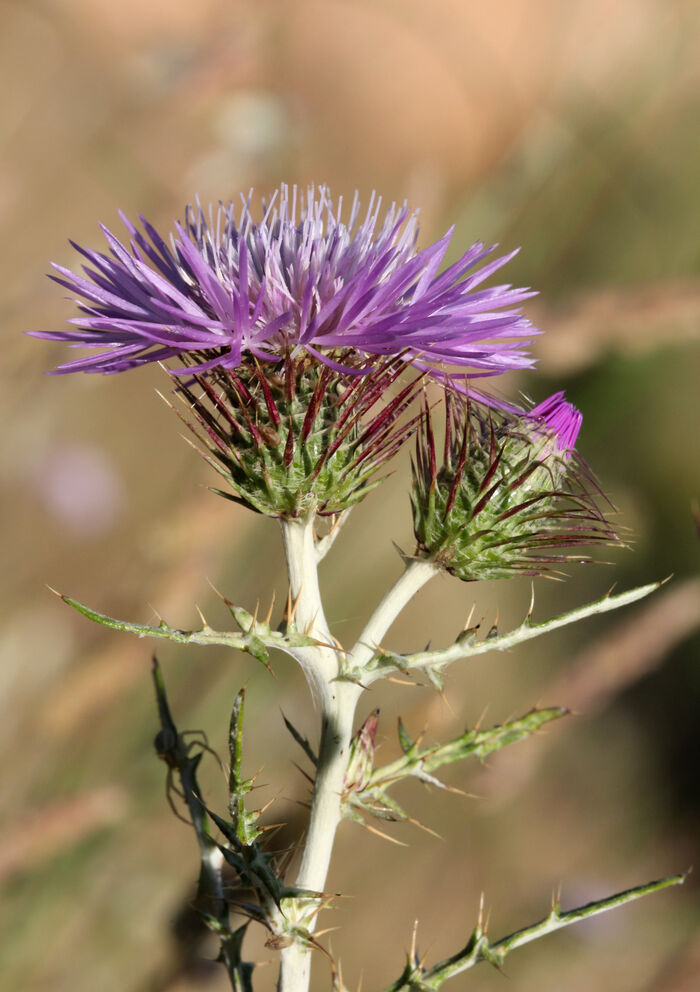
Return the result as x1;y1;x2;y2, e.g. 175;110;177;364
277;530;438;992
279;518;360;992
348;558;438;671
280;516;337;707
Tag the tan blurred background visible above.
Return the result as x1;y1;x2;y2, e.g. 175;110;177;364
2;1;700;990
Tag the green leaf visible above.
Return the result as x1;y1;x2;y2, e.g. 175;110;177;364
53;589;321;670
357;581;663;683
413;873;686;988
228;688;262;846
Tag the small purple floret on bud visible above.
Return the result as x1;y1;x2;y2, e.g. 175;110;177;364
529;391;583;458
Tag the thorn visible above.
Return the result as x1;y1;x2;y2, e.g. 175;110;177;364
46;584;64;599
194;602;207;627
409;919;419;964
406;814;442;840
207;578;234;609
463;602;476;630
477;892;486;932
487;611;499;638
314;926;340;939
252;599;260;626
257;795;277;816
259;821;286;834
290;588;304;624
526;582;536;621
362;821;409;846
276;848;296;878
331;634;347;657
416;946;431;971
307;608;320;636
264;591;276;626
335;958;344;992
147;601;165;625
474;705;489;732
438;688;455;716
308;895;337;922
291;761;316;786
385;676;415;686
552;880;563;912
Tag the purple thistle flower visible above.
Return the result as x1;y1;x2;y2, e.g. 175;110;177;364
529;391;583;458
33;185;539;384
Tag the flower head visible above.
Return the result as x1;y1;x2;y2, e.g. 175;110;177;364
172;351;423;519
35;185;538;384
410;391;619;581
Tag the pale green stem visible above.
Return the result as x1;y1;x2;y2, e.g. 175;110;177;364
348;558;439;671
278;517;361;992
278;536;437;992
280;516;338;707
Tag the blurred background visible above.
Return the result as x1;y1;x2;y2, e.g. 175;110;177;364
2;1;699;990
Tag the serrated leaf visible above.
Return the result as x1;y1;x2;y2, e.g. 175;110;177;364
228;688;262;846
54;590;320;670
383;873;687;989
357;581;662;684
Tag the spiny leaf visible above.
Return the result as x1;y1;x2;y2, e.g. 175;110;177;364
53;590;319;668
356;581;662;683
370;708;567;796
345;708;567;834
386;873;687;989
228;688;262;846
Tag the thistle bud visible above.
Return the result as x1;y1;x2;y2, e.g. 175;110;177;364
174;352;421;519
344;711;380;798
410;391;619;580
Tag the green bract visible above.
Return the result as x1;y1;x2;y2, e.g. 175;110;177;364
411;393;618;581
172;353;421;519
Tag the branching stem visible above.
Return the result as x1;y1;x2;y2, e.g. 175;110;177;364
277;532;437;992
348;558;438;672
278;517;360;992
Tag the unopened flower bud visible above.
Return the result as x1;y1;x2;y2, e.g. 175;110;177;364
410;392;619;581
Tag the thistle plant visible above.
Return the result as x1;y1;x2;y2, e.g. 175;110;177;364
36;185;684;992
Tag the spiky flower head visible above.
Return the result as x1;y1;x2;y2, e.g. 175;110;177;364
172;352;423;519
410;391;619;580
34;185;537;385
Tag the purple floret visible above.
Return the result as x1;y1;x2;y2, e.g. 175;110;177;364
34;185;539;382
529;391;583;457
